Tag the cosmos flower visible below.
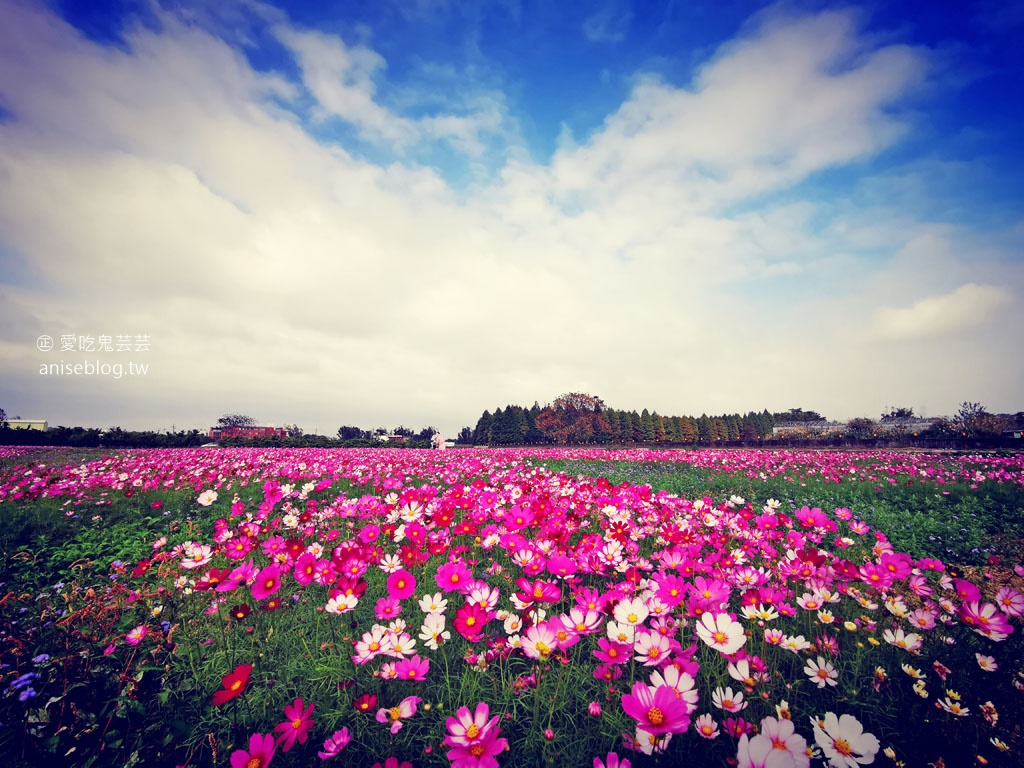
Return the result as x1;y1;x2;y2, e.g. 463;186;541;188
213;663;253;707
696;613;746;654
812;713;879;768
274;698;315;752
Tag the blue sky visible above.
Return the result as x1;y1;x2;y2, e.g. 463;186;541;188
1;0;1022;435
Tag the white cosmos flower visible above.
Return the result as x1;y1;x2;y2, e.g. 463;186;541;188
812;712;880;768
696;613;746;654
804;656;839;688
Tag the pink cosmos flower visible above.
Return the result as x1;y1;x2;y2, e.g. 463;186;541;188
437;561;472;593
995;586;1024;617
376;696;421;734
394;654;430;681
621;682;693;735
372;758;412;768
317;728;351;759
444;705;508;768
293;552;318;586
453;603;492;642
959;601;1015;641
230;732;276;768
387;569;417;600
251;564;282;601
594;638;632;665
274;697;315;752
515;577;562;605
125;625;147;646
594;753;631;768
375;596;402;620
444;701;501;747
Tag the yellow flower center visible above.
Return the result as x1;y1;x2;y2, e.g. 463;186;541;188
390;707;402;721
466;724;480;739
647;707;665;726
833;738;853;756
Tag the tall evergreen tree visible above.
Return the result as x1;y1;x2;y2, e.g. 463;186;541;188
652;412;666;442
473;410;493;444
639;409;655;442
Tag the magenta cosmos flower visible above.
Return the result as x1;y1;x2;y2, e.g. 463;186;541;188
387;569;417;600
274;697;315;752
444;701;501;747
394;654;430;681
251;564;282;601
230;732;276;768
621;682;693;735
317;728;351;759
444;712;508;767
436;561;472;593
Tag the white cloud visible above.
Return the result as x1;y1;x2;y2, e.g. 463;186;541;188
275;24;507;155
0;0;1020;434
872;283;1011;341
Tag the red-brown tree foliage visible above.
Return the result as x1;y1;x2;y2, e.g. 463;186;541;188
535;393;610;444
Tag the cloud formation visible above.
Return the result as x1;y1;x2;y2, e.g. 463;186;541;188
0;0;1020;434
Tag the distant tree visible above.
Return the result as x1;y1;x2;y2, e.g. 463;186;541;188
881;407;914;422
217;413;258;428
696;415;712;442
283;423;304;438
456;426;474;444
711;417;728;441
678;416;698;443
664;416;681;442
652;412;666;442
393;425;414;437
639;409;655;442
337;425;366;440
953;402;1005;436
605;410;622;442
774;408;824;423
846;417;877;439
725;415;740;442
535;393;609;445
0;407;6;428
416;426;438;442
880;407;914;437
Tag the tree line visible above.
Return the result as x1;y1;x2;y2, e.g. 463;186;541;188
458;396;1024;446
459;393;777;446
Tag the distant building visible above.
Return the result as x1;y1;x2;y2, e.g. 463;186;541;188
208;425;288;440
6;419;48;431
772;421;843;437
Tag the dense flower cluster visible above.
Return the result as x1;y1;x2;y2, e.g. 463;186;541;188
2;447;1022;766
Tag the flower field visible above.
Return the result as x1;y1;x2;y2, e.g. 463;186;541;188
2;447;1023;768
